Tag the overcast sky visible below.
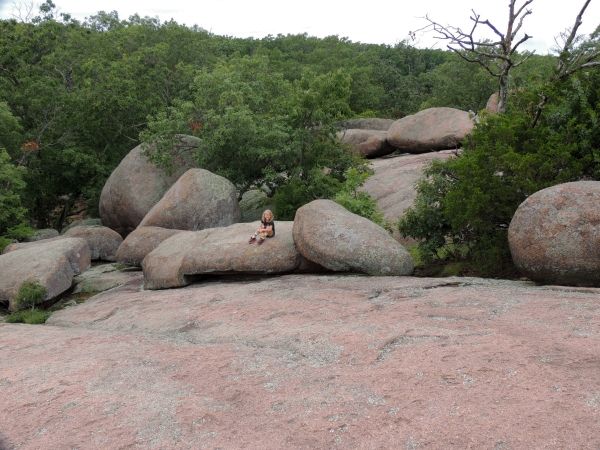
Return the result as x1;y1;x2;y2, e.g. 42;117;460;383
0;0;598;54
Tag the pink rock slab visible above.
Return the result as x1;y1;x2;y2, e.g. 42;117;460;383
1;275;599;449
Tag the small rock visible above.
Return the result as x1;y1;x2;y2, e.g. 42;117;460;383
64;226;123;261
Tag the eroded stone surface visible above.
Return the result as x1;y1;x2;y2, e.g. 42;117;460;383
362;151;455;223
1;275;598;449
143;222;312;289
337;128;393;158
64;225;123;261
139;168;240;231
116;226;184;267
293;199;413;275
99;135;199;236
509;181;600;286
387;107;474;153
0;238;90;310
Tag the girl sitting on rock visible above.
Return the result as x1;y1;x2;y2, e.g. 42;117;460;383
249;210;275;245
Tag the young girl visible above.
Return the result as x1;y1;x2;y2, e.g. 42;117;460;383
249;209;275;245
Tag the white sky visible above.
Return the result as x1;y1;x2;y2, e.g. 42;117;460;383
0;0;598;54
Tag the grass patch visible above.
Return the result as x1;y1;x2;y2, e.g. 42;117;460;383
6;309;51;324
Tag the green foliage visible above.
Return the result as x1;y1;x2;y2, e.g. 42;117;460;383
144;54;359;218
6;309;51;324
13;281;47;311
333;167;386;227
0;3;567;231
399;68;600;276
0;148;28;236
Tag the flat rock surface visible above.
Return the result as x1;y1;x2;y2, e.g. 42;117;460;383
2;275;599;449
362;151;455;223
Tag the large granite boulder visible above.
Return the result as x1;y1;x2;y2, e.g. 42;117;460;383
0;237;90;310
143;222;314;289
337;118;395;131
292;199;413;275
99;135;199;236
387;107;474;153
139;168;240;230
361;151;456;224
116;226;183;266
64;225;123;261
508;181;600;286
337;129;394;158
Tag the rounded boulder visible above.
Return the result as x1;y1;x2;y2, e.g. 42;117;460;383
99;135;199;236
292;199;414;275
64;225;123;261
387;107;474;153
139;168;240;230
508;181;600;286
337;129;394;158
116;226;183;267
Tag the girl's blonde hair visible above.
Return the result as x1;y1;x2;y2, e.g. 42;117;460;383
262;209;274;221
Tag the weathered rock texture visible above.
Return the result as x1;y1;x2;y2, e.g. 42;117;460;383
293;199;413;275
2;275;598;449
508;181;600;286
3;236;63;254
139;168;240;230
24;228;59;242
72;263;142;294
337;129;394;158
143;222;313;289
61;218;102;234
338;117;395;131
362;151;455;224
0;237;90;310
116;226;183;267
64;225;123;261
387;107;474;153
486;92;500;113
99;135;199;236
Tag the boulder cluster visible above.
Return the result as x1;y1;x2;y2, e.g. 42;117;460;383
337;107;474;158
3;100;598;311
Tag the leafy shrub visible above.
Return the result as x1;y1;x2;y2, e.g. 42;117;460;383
399;72;600;276
333;167;386;227
6;309;51;324
13;281;47;311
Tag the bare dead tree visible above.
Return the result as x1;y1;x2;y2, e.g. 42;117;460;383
412;0;534;113
10;0;36;22
530;0;599;127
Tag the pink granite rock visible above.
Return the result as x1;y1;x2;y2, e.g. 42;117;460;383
509;181;600;286
116;226;184;266
143;222;316;289
362;151;455;224
0;237;90;310
99;135;198;236
64;225;123;261
387;107;474;153
293;199;413;275
1;275;597;449
139;168;240;231
337;129;394;158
